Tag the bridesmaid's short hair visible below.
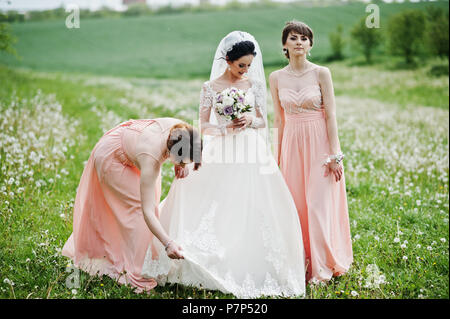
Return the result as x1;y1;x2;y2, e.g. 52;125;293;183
282;20;314;59
167;123;203;170
226;41;257;62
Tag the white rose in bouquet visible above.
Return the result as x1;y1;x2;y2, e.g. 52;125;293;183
215;87;253;120
222;96;235;107
215;102;224;113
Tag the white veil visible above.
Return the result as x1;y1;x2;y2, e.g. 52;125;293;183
209;31;269;147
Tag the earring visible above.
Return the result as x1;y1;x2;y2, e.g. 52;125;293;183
282;48;287;53
308;50;311;57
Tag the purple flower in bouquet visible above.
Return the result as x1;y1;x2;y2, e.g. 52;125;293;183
215;87;252;121
223;105;234;116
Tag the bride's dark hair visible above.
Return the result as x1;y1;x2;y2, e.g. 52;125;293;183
226;41;257;62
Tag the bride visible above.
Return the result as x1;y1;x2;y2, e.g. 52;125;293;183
141;31;306;298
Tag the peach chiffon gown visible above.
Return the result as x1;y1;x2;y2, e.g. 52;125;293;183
271;65;353;282
62;117;181;293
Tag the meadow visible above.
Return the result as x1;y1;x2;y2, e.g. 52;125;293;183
0;1;449;79
0;1;448;299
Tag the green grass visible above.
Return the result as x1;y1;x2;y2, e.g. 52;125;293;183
0;53;448;298
0;1;448;79
0;1;448;299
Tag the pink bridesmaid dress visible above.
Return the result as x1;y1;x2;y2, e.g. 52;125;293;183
62;118;181;293
271;65;353;283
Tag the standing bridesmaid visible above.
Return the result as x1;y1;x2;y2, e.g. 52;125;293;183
269;21;353;283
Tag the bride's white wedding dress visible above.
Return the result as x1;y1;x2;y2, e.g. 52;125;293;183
141;78;306;298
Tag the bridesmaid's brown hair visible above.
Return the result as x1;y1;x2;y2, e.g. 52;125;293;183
282;20;314;59
167;123;203;170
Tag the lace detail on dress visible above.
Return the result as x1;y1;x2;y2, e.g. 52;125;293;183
199;81;215;109
141;246;172;283
199;81;228;136
260;214;288;275
180;202;225;257
251;79;265;111
141;215;305;298
218;270;301;298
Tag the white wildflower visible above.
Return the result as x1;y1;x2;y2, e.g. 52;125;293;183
3;278;14;286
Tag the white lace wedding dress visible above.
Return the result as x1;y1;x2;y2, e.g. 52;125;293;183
141;79;306;298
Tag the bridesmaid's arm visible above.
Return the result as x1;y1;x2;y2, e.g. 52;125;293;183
137;154;183;259
318;66;340;155
269;72;284;165
319;66;343;182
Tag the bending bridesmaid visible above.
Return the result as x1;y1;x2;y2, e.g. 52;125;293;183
62;118;202;293
269;21;353;283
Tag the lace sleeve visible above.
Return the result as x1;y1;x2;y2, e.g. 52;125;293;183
249;80;266;129
199;82;229;136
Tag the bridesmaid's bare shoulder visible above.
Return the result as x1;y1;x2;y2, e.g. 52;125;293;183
311;63;331;77
269;67;287;79
269;67;286;85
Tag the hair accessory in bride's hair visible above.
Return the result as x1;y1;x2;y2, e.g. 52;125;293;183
208;31;270;153
220;31;248;59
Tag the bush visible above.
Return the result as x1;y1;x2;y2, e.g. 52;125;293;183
328;24;345;61
428;64;449;77
0;15;17;56
387;9;426;65
0;11;25;23
425;6;449;60
351;17;382;63
122;3;153;17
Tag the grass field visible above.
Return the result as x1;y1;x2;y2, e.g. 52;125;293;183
0;1;449;79
0;1;449;299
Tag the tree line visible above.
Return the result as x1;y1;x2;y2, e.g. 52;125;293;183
327;6;448;69
0;0;342;22
1;2;448;72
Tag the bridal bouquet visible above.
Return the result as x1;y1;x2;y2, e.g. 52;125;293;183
215;87;252;120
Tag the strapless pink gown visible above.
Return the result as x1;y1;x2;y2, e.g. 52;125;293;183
62;118;178;293
271;65;353;282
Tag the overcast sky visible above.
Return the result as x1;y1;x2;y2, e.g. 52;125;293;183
0;0;255;11
0;0;426;11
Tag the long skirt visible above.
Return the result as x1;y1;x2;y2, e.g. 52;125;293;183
280;110;353;282
62;124;161;293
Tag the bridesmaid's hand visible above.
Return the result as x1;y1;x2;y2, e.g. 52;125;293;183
174;164;189;179
324;160;343;182
166;241;184;259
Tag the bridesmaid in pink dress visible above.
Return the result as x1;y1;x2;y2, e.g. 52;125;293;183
269;21;353;283
62;118;202;293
